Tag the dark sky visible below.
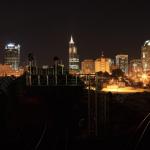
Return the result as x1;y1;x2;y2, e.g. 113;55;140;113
0;0;150;66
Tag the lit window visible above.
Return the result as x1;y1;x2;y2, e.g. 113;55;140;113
73;48;76;53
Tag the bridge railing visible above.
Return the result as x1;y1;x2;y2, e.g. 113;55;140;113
26;74;83;86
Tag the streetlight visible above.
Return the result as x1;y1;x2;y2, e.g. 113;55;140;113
141;73;148;87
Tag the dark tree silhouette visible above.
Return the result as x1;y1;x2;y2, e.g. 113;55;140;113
112;69;124;78
28;53;34;61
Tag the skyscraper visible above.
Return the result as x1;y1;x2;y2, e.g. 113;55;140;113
116;54;128;75
141;40;150;72
4;43;20;70
95;53;110;74
68;36;80;74
81;59;95;74
129;59;142;75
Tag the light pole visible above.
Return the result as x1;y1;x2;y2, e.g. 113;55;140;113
88;74;91;136
28;53;34;86
53;56;59;85
95;72;98;136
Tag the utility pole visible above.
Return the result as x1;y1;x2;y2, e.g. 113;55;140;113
28;53;34;86
65;75;68;85
46;75;49;86
95;73;98;136
53;56;59;85
38;75;41;86
75;74;78;85
28;58;32;86
88;75;91;136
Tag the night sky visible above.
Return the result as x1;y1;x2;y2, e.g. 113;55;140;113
0;1;150;66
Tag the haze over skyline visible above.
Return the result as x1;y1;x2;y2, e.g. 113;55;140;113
0;1;150;66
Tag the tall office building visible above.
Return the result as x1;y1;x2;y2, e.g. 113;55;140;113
116;54;128;75
141;40;150;72
69;36;80;74
95;53;110;74
4;43;20;70
107;58;115;73
81;59;95;74
129;59;142;79
130;59;142;74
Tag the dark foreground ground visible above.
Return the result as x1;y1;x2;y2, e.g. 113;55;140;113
0;77;150;150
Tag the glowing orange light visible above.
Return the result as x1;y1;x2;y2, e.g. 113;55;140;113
141;73;148;80
102;86;149;93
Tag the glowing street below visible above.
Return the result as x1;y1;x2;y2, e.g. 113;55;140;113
102;86;150;93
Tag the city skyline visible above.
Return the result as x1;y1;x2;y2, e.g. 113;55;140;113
0;1;150;65
0;36;148;66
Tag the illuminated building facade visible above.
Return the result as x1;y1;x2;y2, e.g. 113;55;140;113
116;54;128;75
108;58;115;73
130;59;142;75
81;59;95;74
4;43;20;70
0;64;24;77
69;36;80;74
129;59;142;81
95;53;110;73
141;40;150;72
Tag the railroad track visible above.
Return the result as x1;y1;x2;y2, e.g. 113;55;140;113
126;112;150;150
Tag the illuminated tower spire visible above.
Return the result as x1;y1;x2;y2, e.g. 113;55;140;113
69;35;74;44
68;35;79;74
